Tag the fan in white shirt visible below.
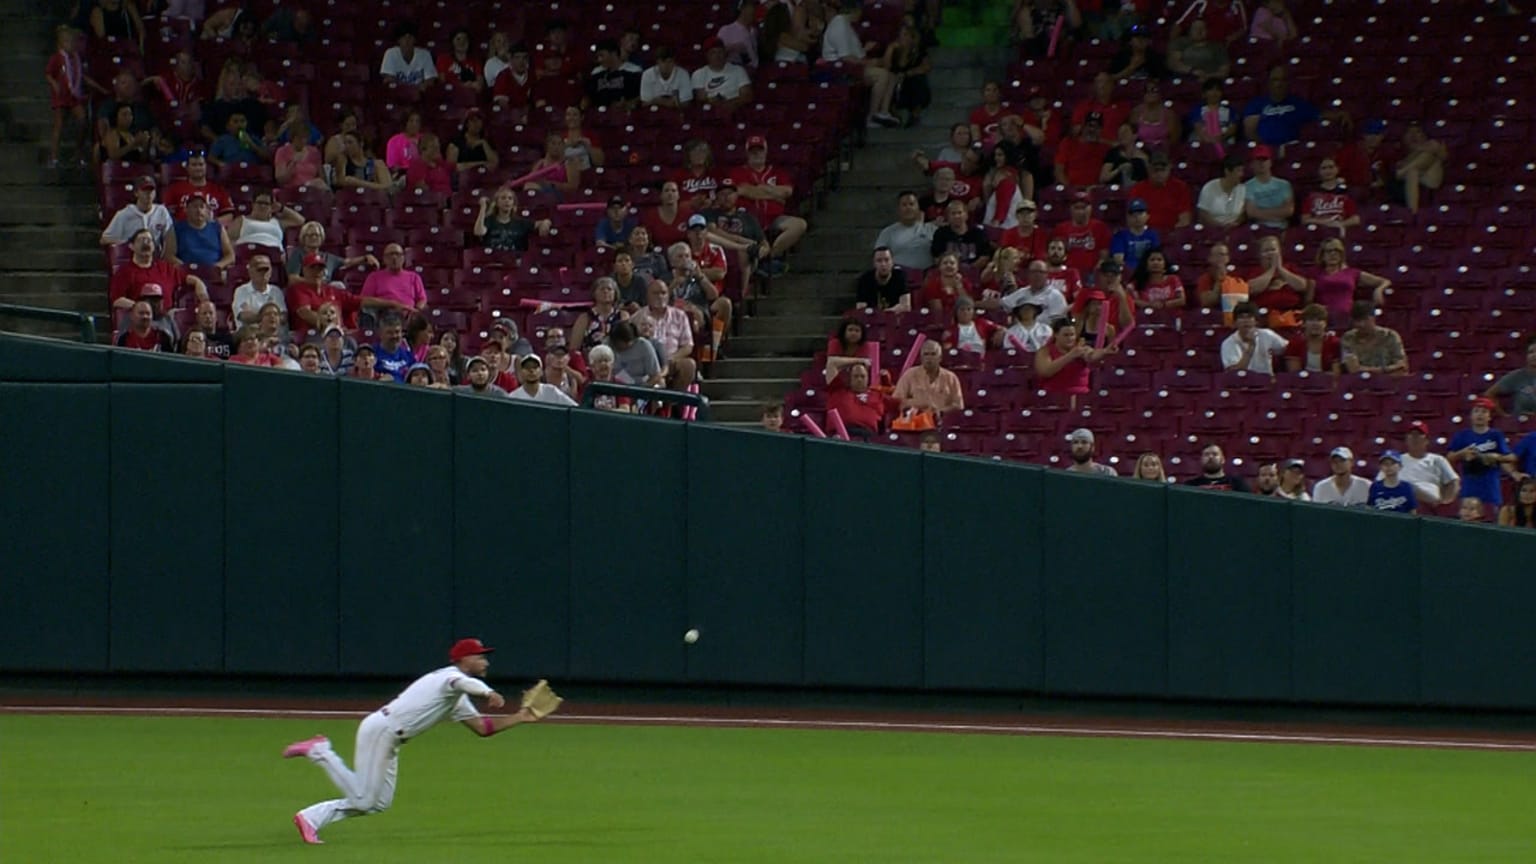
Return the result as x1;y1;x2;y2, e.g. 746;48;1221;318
640;48;693;107
101;178;174;248
379;24;437;86
508;354;578;405
1379;421;1460;504
1220;301;1287;374
282;638;547;845
1312;446;1372;506
820;0;899;127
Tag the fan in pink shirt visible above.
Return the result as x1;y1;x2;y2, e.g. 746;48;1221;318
361;243;428;315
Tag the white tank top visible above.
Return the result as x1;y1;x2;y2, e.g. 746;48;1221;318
235;216;285;249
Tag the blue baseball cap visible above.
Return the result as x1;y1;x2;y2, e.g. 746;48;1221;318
1380;450;1403;463
1364;119;1387;135
1127;198;1148;213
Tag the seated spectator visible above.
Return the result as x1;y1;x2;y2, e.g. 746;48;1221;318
110;229;210;314
92;70;154;152
360;244;427;317
384;110;423;172
1312;446;1371;506
1133;452;1171;483
313;324;355;375
980;246;1026;299
165;194;234;270
284;221;377;281
918;166;970;221
609;250;649;311
331;132;396;193
344;343;380;379
1016;0;1083;57
228;327;283;367
572;277;628;354
1004;300;1053;353
380;22;437;87
1450;397;1517;508
1183;443;1251;491
1051;191;1111;276
1339;302;1407;376
230;191;303;250
718;0;761;68
700;180;770;280
640;46;693;109
507;354;578;404
930;200;992;268
97;104;159;165
1132;249;1186;311
1128;152;1193;233
1300;157;1360;235
1035;316;1115;403
1334;119;1388;192
1254;462;1284;496
632;279;697;386
198;60;268;147
828;363;889;440
446;110;499;173
666;242;731;363
1310;238;1390;325
1282;304;1341;374
1055;117;1110;187
490;42;534;109
918;123;976;175
1173;0;1249;45
1002;258;1070;323
1387;121;1449;214
115;300;175;352
1246;235;1307;321
164;152;234;221
585;38;641;110
210;112;269;168
1018;85;1063;150
1277;458;1311;499
691;39;754;112
998;198;1049;262
675;139;721;210
894;340;964;414
1485;336;1536;416
1064;427;1117;476
274;127;326;191
100;175;173;249
1043;238;1085;301
182;330;210;359
472;187;551;253
578;345;631;412
760;2;812;65
856;247;911;311
982;145;1028;229
457;355;506;396
607;320;665;386
626;227;672;286
535;19;583;85
992;116;1041;197
728;136;808;269
542;341;584;399
1099;122;1151;187
436;28;484;90
1071;72;1131;138
968;81;1010;144
1459;496;1487;523
1110;198;1159;274
1197;154;1247;228
1185;78;1237;147
920;252;975;316
369;313;415;381
1197;242;1249;323
685;215;730;284
1243;65;1345;150
476;337;517;391
876;191;938;271
886;22;932;127
943;295;1004;355
643;181;693;250
824;319;875;386
1129;81;1181;153
1386;421;1460;506
821;0;900;128
1243;146;1294;230
231;254;285;328
524;132;583;197
1078;259;1135;339
404;134;454;196
1109;23;1167;81
1250;0;1298;44
187;300;233;359
1220;301;1287;373
1168;19;1231;79
1499;478;1536;528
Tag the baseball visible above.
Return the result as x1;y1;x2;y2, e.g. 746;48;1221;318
684;629;700;644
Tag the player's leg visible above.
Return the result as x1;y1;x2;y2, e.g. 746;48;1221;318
297;714;394;832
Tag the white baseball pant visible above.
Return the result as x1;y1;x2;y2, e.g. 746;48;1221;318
298;711;401;830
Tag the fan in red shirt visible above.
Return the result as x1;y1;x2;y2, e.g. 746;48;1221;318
728;135;808;265
826;363;889;440
674;140;721;210
1018;85;1063;151
286;253;362;333
1300;157;1361;234
641;180;694;250
1126;153;1194;233
1051;191;1111;276
114;299;176;352
998;198;1050;261
162;153;234;221
1053;117;1110;187
1172;0;1249;44
491;45;535;109
534;20;582;81
968;81;1013;143
1282;304;1343;373
109;228;210;314
435;29;484;89
1070;73;1130;139
1043;238;1085;302
1334;119;1390;192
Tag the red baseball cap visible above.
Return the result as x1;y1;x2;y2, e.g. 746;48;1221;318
1251;145;1274;160
302;252;327;268
449;638;495;662
745;135;768;150
1071;189;1092;203
139;282;165;298
1471;396;1497;411
1406;420;1430;435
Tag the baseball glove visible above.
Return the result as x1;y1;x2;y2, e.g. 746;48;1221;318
520;679;564;719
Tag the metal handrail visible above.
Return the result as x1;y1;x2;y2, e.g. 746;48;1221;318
0;304;99;344
580;381;711;422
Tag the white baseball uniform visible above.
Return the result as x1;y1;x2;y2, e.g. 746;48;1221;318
297;666;491;831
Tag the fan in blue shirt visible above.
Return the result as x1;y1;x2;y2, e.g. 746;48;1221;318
1448;399;1514;505
1110;199;1160;274
1242;67;1323;147
1367;452;1419;513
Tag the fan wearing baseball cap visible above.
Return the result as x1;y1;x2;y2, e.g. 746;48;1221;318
727;135;807;272
1242;144;1294;230
1367;451;1419;513
1312;446;1371;506
1381;421;1460;506
286;251;362;333
100;175;174;249
282;638;553;845
1448;398;1516;507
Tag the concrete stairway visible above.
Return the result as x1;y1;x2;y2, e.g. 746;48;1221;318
701;43;1010;427
0;2;110;339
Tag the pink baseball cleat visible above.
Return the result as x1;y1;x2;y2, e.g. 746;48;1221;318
282;735;328;759
293;812;323;845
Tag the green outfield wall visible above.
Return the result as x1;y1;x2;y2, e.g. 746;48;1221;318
4;333;1535;709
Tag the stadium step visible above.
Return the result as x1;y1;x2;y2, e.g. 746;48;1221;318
737;313;844;338
699;376;799;403
2;272;108;302
705;399;782;425
721;334;826;357
709;356;813;381
0;225;102;254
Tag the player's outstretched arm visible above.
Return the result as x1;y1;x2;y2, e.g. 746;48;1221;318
462;708;539;737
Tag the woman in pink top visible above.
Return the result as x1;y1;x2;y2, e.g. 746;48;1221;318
384;109;423;171
1129;81;1179;152
1308;237;1390;326
1034;317;1115;403
275;134;325;190
405;133;455;196
1249;0;1298;45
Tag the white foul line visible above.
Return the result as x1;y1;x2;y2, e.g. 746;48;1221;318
2;704;1535;752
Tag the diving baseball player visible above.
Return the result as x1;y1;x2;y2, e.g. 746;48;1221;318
281;638;563;844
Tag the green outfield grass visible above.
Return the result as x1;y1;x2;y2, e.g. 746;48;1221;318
2;714;1534;862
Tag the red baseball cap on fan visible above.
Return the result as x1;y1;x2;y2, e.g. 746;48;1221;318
745;135;768;150
449;638;495;662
